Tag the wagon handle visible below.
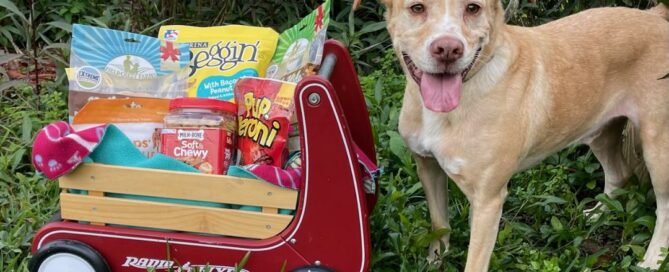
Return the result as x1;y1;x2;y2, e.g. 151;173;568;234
318;53;337;80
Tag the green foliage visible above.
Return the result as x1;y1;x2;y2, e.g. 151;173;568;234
504;0;658;25
1;0;667;271
0;83;66;272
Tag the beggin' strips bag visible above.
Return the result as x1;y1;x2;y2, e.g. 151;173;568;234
265;0;330;83
68;24;190;120
158;25;279;102
235;77;296;167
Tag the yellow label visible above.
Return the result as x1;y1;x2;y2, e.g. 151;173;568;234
158;25;279;102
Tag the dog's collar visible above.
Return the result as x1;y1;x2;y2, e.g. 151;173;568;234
463;47;485;82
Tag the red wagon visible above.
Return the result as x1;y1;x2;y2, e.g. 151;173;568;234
30;40;378;272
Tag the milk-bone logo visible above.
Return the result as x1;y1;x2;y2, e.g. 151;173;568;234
238;92;281;148
177;129;205;141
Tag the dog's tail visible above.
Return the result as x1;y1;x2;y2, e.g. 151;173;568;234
649;3;669;21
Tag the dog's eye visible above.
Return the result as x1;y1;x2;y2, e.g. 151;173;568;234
410;3;425;14
466;3;481;15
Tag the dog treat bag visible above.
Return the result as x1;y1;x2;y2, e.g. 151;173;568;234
235;77;297;167
265;0;330;83
72;97;170;158
68;24;190;120
158;25;279;102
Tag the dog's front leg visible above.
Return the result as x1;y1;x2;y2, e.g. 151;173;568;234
414;155;451;261
454;172;510;272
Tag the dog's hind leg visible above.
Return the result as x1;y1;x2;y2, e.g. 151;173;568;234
584;117;634;219
637;115;669;269
414;155;451;262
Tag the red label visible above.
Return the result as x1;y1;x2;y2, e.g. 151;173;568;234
159;128;234;174
235;78;296;167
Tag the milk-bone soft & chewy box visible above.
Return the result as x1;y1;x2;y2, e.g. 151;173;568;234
160;98;237;174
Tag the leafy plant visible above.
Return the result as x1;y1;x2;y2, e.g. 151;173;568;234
0;82;65;272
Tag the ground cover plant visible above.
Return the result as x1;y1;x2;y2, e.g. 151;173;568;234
1;0;666;271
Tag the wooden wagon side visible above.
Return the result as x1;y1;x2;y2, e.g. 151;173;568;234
58;163;298;239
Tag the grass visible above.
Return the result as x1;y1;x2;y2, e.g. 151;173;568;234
0;83;65;272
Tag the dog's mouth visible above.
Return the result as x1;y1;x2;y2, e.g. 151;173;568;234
403;48;482;112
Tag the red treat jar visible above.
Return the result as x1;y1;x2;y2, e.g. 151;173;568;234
160;98;237;174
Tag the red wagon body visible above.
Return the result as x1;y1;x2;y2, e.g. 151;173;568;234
31;40;378;272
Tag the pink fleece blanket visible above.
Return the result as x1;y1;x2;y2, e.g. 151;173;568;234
32;121;106;179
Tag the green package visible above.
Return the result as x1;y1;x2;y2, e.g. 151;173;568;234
265;0;331;83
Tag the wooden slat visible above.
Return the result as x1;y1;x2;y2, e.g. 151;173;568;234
87;191;105;226
59;163;297;209
60;193;293;239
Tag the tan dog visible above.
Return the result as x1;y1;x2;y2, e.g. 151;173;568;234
353;0;669;270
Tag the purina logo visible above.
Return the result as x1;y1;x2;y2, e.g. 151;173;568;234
177;129;205;141
75;66;102;90
121;256;248;272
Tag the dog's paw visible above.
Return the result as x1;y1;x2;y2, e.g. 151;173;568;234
638;249;665;270
427;239;449;265
637;258;662;270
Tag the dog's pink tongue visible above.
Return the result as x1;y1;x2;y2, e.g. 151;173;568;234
420;72;462;112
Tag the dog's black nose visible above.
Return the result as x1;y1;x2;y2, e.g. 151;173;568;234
430;37;464;63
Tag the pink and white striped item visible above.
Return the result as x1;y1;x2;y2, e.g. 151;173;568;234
31;121;106;179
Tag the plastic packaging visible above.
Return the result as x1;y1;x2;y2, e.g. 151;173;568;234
235;77;296;167
67;24;190;120
158;25;279;102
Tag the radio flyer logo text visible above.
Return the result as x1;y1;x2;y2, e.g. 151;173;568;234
122;256;249;272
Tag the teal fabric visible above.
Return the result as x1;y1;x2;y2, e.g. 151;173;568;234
88;125;197;173
75;124;295;213
80;125;229;208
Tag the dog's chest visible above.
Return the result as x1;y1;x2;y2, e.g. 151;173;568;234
403;115;444;157
401;111;473;176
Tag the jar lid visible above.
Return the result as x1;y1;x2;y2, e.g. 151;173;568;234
169;98;237;113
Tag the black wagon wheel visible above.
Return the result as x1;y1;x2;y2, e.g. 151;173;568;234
29;239;109;272
290;265;336;272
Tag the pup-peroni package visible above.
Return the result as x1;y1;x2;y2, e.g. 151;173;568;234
68;24;190;120
235;77;297;167
158;25;279;102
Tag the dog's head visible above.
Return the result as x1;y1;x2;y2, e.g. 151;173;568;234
355;0;505;112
